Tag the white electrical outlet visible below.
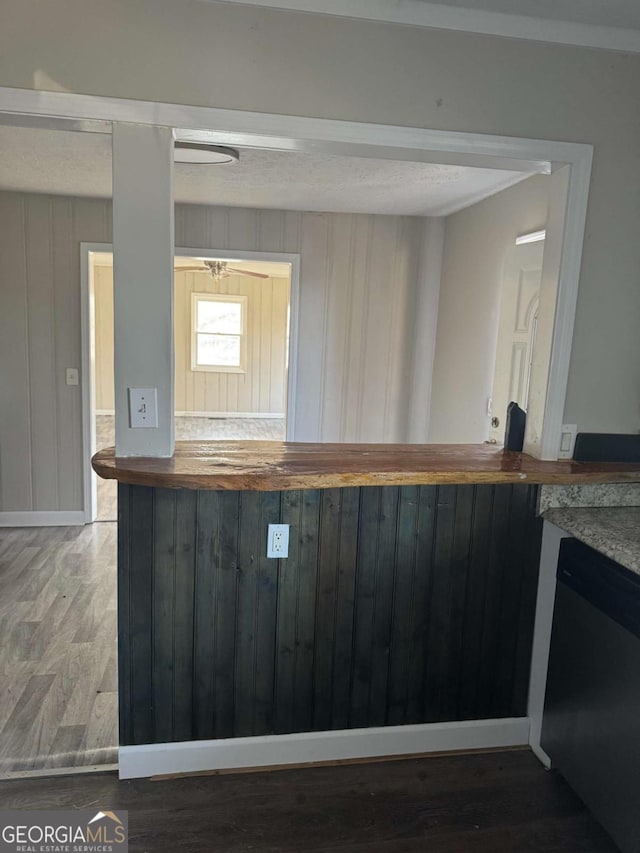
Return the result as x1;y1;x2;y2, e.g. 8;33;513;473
128;388;158;428
267;523;289;559
558;423;578;459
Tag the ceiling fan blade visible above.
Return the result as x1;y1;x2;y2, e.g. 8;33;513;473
227;267;269;279
174;265;207;271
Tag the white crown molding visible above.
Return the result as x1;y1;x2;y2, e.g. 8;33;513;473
210;0;640;53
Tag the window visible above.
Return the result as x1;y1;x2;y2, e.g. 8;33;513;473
191;292;247;373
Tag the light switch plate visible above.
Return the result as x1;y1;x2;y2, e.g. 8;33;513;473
128;388;158;429
558;423;578;459
65;367;79;386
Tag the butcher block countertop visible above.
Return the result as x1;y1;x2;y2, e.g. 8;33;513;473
91;441;640;492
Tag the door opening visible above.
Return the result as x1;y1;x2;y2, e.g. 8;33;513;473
83;245;298;522
489;236;545;444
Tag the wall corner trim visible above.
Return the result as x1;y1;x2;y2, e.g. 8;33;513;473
527;520;572;767
118;717;530;779
0;511;86;528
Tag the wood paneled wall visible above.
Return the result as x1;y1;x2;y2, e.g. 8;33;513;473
0;193;111;512
174;206;429;444
118;482;542;746
94;266;290;415
93;264;115;413
0;191;433;512
175;271;289;416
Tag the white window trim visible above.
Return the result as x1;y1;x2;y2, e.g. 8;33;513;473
191;292;248;374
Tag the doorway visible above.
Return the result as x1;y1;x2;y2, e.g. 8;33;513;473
84;246;297;522
489;235;544;443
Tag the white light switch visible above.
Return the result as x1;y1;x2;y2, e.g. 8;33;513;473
128;388;158;429
65;368;79;386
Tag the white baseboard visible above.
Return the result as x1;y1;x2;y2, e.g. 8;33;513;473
95;410;285;419
118;717;530;780
0;511;86;528
175;411;285;419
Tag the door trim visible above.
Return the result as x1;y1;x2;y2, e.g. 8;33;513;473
81;243;300;523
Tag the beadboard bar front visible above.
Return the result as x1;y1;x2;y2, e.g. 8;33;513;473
117;482;542;748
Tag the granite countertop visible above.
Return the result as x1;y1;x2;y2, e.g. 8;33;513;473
543;506;640;576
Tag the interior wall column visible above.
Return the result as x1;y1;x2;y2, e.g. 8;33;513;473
112;122;175;457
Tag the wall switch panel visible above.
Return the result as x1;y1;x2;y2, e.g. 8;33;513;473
128;388;158;428
267;523;289;559
558;423;578;459
65;367;79;386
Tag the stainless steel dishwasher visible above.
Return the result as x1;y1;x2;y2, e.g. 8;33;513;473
542;537;640;853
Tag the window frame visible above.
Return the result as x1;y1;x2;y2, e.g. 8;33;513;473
190;291;248;374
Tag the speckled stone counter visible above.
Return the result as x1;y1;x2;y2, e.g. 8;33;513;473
543;507;640;576
539;483;640;513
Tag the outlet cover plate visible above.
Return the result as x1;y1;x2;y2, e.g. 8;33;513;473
267;523;289;559
558;423;578;459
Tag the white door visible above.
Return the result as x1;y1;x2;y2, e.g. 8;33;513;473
489;240;544;443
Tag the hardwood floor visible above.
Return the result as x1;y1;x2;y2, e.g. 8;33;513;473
0;523;117;773
0;752;617;852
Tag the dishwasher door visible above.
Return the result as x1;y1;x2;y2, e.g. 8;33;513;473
541;538;640;853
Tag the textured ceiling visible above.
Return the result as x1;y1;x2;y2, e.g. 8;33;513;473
0;126;531;217
411;0;640;29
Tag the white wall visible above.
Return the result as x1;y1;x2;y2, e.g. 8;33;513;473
2;0;638;435
0;191;435;512
430;175;550;443
174;205;433;444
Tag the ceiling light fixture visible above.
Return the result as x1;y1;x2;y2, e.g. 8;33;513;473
174;142;240;165
515;229;546;245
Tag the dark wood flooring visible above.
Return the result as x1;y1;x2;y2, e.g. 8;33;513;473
0;751;617;852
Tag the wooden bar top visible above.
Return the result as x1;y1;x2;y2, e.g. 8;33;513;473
92;441;640;491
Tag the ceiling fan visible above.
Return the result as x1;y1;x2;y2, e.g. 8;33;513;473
175;260;268;279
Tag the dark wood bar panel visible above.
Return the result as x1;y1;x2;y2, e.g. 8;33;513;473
117;482;543;747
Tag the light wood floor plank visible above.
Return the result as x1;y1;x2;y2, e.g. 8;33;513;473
47;725;86;769
0;522;118;774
